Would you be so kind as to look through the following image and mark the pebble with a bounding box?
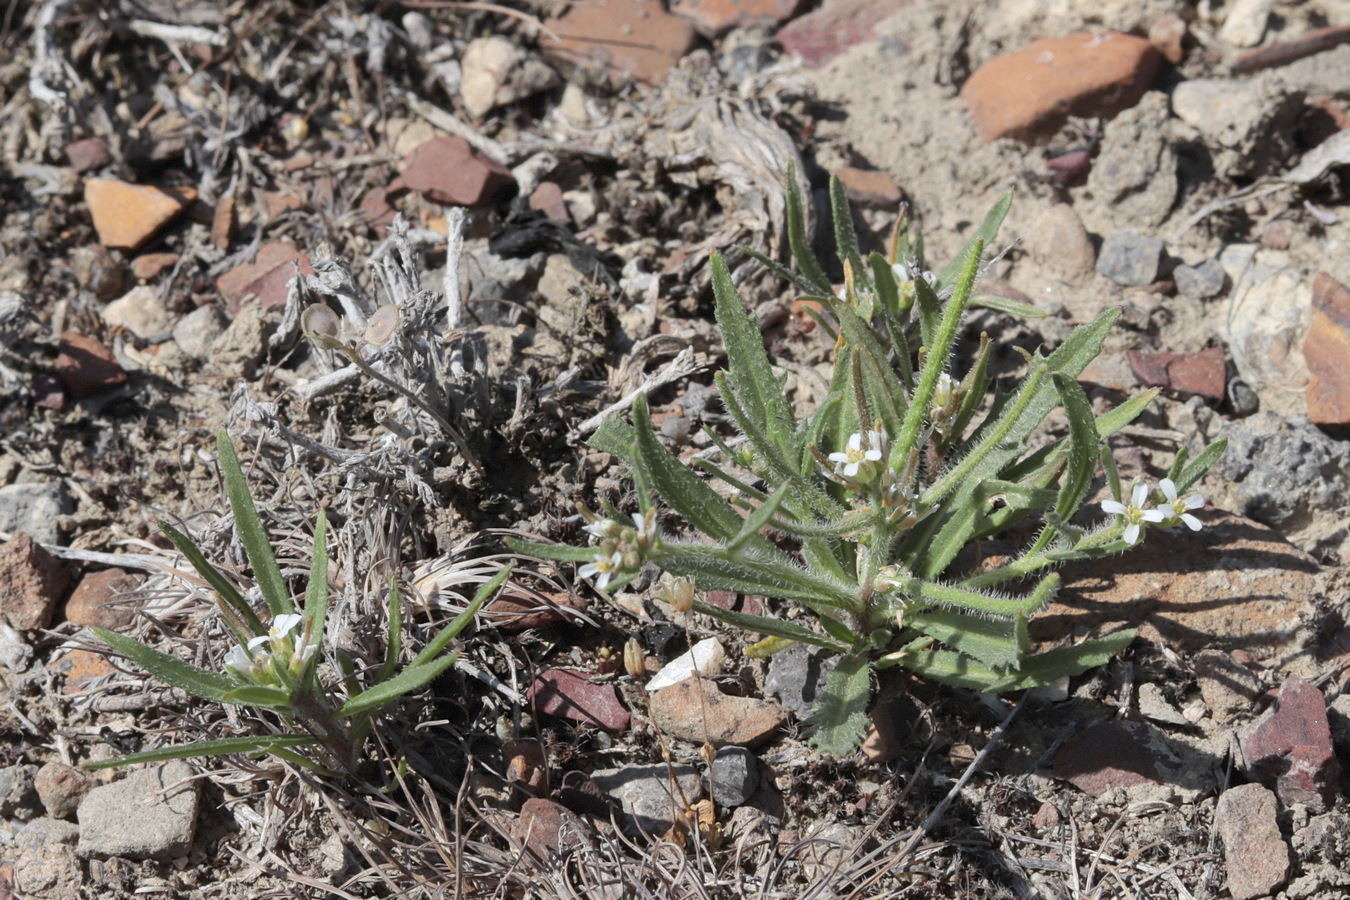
[650,678,787,747]
[527,668,631,732]
[1025,203,1095,285]
[0,621,33,671]
[64,137,111,173]
[1172,74,1302,179]
[1240,675,1339,813]
[481,590,587,632]
[775,0,897,68]
[0,533,69,631]
[646,637,725,691]
[172,306,228,360]
[1195,650,1264,724]
[84,179,192,251]
[70,244,127,301]
[514,798,593,861]
[0,482,73,546]
[51,647,118,694]
[1215,784,1291,900]
[102,285,173,340]
[205,305,268,380]
[399,136,515,207]
[591,764,702,834]
[131,253,177,282]
[711,746,759,808]
[543,0,697,86]
[12,817,82,897]
[527,181,569,223]
[764,640,838,720]
[834,166,902,208]
[215,242,311,312]
[77,760,200,860]
[34,762,95,821]
[1218,0,1271,48]
[672,0,801,37]
[0,764,41,820]
[960,31,1162,142]
[1147,12,1187,64]
[1304,272,1350,426]
[64,568,141,631]
[1053,720,1161,797]
[55,331,127,396]
[1174,259,1225,299]
[1086,91,1177,229]
[1127,347,1227,400]
[459,36,558,119]
[1096,228,1163,287]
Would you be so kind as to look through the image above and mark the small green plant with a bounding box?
[515,171,1225,754]
[89,431,506,775]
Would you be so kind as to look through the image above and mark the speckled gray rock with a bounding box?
[1084,91,1177,229]
[35,761,95,820]
[711,747,759,808]
[0,763,41,821]
[1174,259,1226,299]
[1216,784,1290,900]
[590,764,702,835]
[77,760,200,860]
[172,305,228,359]
[1096,229,1164,287]
[12,817,82,899]
[0,482,73,546]
[765,641,838,720]
[1172,73,1304,178]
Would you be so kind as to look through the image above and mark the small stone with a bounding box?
[64,137,112,173]
[1304,272,1350,426]
[528,182,569,223]
[172,306,228,360]
[1148,12,1186,64]
[1240,675,1339,813]
[1053,720,1161,797]
[481,590,587,632]
[591,764,702,834]
[210,195,236,250]
[711,746,759,808]
[205,305,269,379]
[12,818,81,898]
[775,0,901,68]
[1096,228,1163,287]
[84,179,192,251]
[764,640,837,720]
[359,186,398,230]
[649,678,787,747]
[51,647,118,694]
[672,0,803,39]
[77,760,200,860]
[1172,74,1303,179]
[1032,801,1061,831]
[34,763,95,820]
[0,533,69,631]
[1127,347,1227,400]
[400,136,515,207]
[1194,651,1263,727]
[65,568,141,631]
[961,32,1163,143]
[130,253,178,282]
[1137,683,1189,726]
[1215,784,1290,900]
[32,374,65,411]
[1085,91,1177,229]
[834,166,902,208]
[514,798,593,862]
[70,244,127,301]
[460,36,558,118]
[1025,203,1095,285]
[1174,259,1226,299]
[527,668,631,732]
[215,242,311,312]
[861,698,907,764]
[0,483,73,546]
[542,0,697,86]
[55,331,127,396]
[1218,0,1271,49]
[102,285,172,340]
[0,765,41,820]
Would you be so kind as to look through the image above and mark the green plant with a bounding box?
[515,171,1226,754]
[89,431,507,774]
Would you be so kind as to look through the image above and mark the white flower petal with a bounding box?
[578,562,600,579]
[224,645,252,674]
[247,634,272,651]
[1183,493,1205,510]
[864,450,883,462]
[1130,481,1149,508]
[1142,509,1168,523]
[843,462,860,477]
[1123,522,1141,545]
[846,433,862,452]
[1180,513,1203,531]
[271,613,304,637]
[827,452,849,464]
[1101,499,1128,516]
[1159,478,1178,503]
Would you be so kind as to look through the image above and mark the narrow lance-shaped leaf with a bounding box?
[84,734,318,770]
[95,628,233,703]
[785,161,832,294]
[692,600,851,653]
[808,649,872,755]
[410,566,510,670]
[377,575,403,684]
[337,654,461,718]
[1051,374,1101,521]
[934,193,1010,290]
[1172,438,1227,494]
[830,175,869,293]
[159,521,264,639]
[906,608,1030,670]
[303,511,329,684]
[216,431,293,617]
[884,629,1134,693]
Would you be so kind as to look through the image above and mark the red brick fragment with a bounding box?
[55,332,127,396]
[1127,347,1226,400]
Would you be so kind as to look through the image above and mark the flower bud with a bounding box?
[668,577,695,613]
[623,638,645,679]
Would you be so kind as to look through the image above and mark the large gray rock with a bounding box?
[0,763,41,820]
[0,482,73,545]
[12,817,82,899]
[765,641,838,720]
[77,760,200,860]
[1084,91,1176,229]
[711,747,759,808]
[590,764,702,835]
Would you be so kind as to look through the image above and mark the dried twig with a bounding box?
[576,347,708,434]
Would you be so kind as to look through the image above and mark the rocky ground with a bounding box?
[0,0,1348,897]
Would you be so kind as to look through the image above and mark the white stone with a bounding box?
[103,285,171,340]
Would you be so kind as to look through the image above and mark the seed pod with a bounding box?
[623,638,645,680]
[669,577,695,614]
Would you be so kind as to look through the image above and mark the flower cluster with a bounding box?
[1101,478,1206,545]
[224,613,318,685]
[578,508,657,589]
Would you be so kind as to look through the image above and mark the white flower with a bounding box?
[269,613,304,640]
[224,643,254,680]
[1101,480,1166,545]
[1157,478,1205,531]
[579,550,625,590]
[828,429,885,482]
[224,613,314,683]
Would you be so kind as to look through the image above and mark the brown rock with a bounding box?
[649,677,787,748]
[215,242,312,312]
[1053,720,1160,797]
[261,191,305,219]
[1195,649,1264,724]
[64,568,141,631]
[131,253,178,282]
[1148,12,1187,64]
[1215,784,1291,900]
[359,186,397,229]
[0,533,69,631]
[1304,272,1350,426]
[1026,203,1095,284]
[861,698,907,764]
[400,136,516,207]
[1240,675,1339,812]
[775,0,905,67]
[1127,347,1227,400]
[51,648,117,694]
[210,195,236,251]
[542,0,697,86]
[34,763,95,821]
[55,332,126,396]
[528,668,630,731]
[483,590,587,632]
[514,798,593,862]
[528,182,570,223]
[835,166,903,208]
[672,0,804,38]
[64,137,112,173]
[70,244,127,301]
[1036,511,1314,654]
[1044,147,1093,187]
[961,32,1163,143]
[84,179,192,250]
[1032,801,1061,830]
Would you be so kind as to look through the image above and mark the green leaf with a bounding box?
[217,431,293,617]
[971,292,1046,318]
[1052,374,1100,523]
[692,600,851,652]
[909,573,1059,618]
[729,488,790,551]
[1173,438,1226,494]
[935,193,1010,291]
[337,654,460,718]
[785,162,832,295]
[868,252,900,318]
[219,685,295,708]
[827,294,907,433]
[906,608,1029,670]
[912,272,941,352]
[83,734,318,770]
[303,510,328,682]
[657,542,858,612]
[409,566,508,670]
[377,575,403,684]
[159,522,264,639]
[741,246,823,297]
[830,175,868,292]
[887,629,1135,692]
[505,539,602,563]
[808,649,871,755]
[94,629,232,703]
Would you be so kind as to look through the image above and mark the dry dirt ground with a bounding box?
[1,1,1349,898]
